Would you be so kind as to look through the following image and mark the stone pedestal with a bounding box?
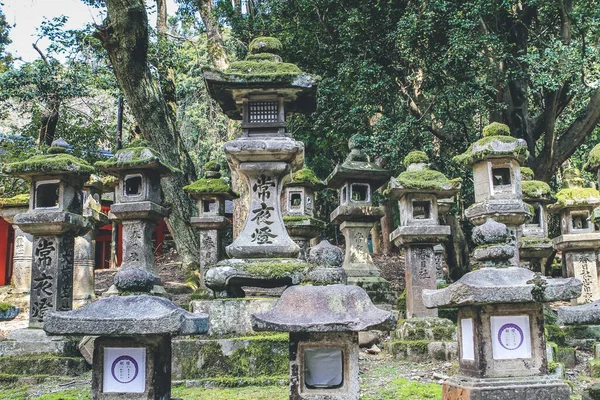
[405,245,438,318]
[554,235,600,304]
[73,230,97,306]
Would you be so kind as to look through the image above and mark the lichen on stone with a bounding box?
[245,53,282,63]
[95,143,179,174]
[403,151,429,168]
[453,135,529,166]
[482,122,511,137]
[522,180,553,200]
[555,187,600,206]
[291,168,322,186]
[585,143,600,172]
[0,194,29,207]
[249,37,283,54]
[521,167,535,181]
[183,178,237,196]
[2,153,95,177]
[396,169,462,191]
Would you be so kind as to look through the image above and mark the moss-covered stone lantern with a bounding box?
[183,161,238,281]
[549,168,600,304]
[282,167,327,260]
[95,139,175,296]
[388,151,461,318]
[0,193,32,294]
[423,123,580,399]
[203,37,318,297]
[518,167,555,273]
[2,138,94,328]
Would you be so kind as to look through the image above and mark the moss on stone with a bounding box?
[520,237,553,246]
[95,144,179,173]
[545,324,566,346]
[183,178,235,195]
[249,37,283,54]
[555,187,600,206]
[0,355,89,376]
[482,122,511,137]
[244,261,309,279]
[0,194,29,207]
[126,138,151,148]
[246,53,282,62]
[521,167,535,181]
[0,302,16,312]
[3,153,94,177]
[522,180,553,199]
[397,290,407,313]
[282,215,310,222]
[47,146,67,155]
[291,168,322,185]
[100,175,118,188]
[590,359,600,378]
[396,169,462,191]
[204,161,220,171]
[547,361,559,374]
[453,135,528,166]
[585,143,600,172]
[403,151,429,168]
[225,61,301,77]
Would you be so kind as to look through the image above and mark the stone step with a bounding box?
[171,333,289,380]
[387,340,457,361]
[174,375,289,389]
[0,329,81,358]
[0,355,89,376]
[392,317,456,342]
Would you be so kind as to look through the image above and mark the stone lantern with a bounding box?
[203,36,318,297]
[2,138,94,328]
[326,135,392,304]
[95,139,173,295]
[282,167,326,260]
[549,168,600,304]
[183,161,238,280]
[518,167,555,273]
[0,193,32,294]
[252,285,396,400]
[423,123,580,399]
[388,151,461,318]
[73,174,110,306]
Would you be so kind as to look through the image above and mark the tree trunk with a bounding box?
[38,100,60,146]
[99,0,200,270]
[197,0,229,71]
[380,201,394,255]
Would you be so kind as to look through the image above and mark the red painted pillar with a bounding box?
[0,218,10,286]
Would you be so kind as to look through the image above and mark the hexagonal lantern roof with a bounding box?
[203,37,319,120]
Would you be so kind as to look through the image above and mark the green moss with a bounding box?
[175,376,288,389]
[0,355,89,376]
[483,122,511,137]
[246,53,281,62]
[389,340,430,356]
[585,143,600,172]
[282,215,310,222]
[590,359,600,378]
[95,145,179,173]
[0,302,16,312]
[249,37,283,54]
[547,361,560,374]
[521,167,535,181]
[453,135,528,166]
[362,376,441,400]
[520,237,553,246]
[183,178,235,195]
[3,154,94,176]
[564,167,581,179]
[396,169,462,191]
[225,61,301,77]
[47,146,67,154]
[545,324,566,346]
[555,187,600,206]
[204,161,220,171]
[100,175,118,187]
[397,290,407,313]
[522,180,553,199]
[291,168,322,185]
[283,216,326,229]
[0,194,29,207]
[403,151,429,168]
[244,261,309,279]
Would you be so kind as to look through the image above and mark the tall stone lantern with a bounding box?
[2,138,93,328]
[183,161,238,280]
[549,168,600,304]
[518,167,555,273]
[282,167,326,260]
[95,139,173,296]
[203,36,318,297]
[423,123,580,399]
[326,135,392,304]
[388,151,461,318]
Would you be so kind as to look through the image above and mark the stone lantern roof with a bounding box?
[520,167,555,203]
[94,139,178,175]
[2,138,94,179]
[203,36,319,120]
[84,173,114,193]
[453,122,529,167]
[387,151,461,198]
[183,161,238,200]
[584,143,600,172]
[284,167,325,190]
[252,285,397,332]
[326,135,390,190]
[549,168,600,212]
[0,193,29,208]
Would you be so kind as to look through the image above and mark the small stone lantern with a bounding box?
[44,293,208,400]
[549,168,600,304]
[423,123,580,399]
[326,135,392,303]
[0,193,33,294]
[95,139,173,295]
[518,167,555,273]
[252,285,396,400]
[183,161,238,279]
[388,151,461,318]
[282,167,326,260]
[2,138,93,328]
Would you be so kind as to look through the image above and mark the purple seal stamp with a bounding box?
[111,355,139,384]
[497,323,524,350]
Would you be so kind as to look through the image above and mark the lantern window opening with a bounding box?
[492,167,512,187]
[341,186,348,205]
[303,347,344,389]
[412,200,432,220]
[572,211,590,231]
[350,183,370,203]
[124,174,143,197]
[531,204,542,226]
[35,180,60,209]
[248,101,279,124]
[203,199,218,214]
[290,192,303,210]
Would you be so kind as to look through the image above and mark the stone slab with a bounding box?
[190,298,276,336]
[553,233,600,252]
[390,225,450,246]
[0,355,89,377]
[329,205,384,225]
[558,300,600,325]
[565,251,600,304]
[442,375,570,400]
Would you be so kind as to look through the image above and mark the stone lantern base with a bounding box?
[442,375,570,400]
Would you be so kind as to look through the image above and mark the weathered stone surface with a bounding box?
[14,211,91,236]
[553,233,600,252]
[252,284,397,332]
[1,329,80,358]
[190,298,276,336]
[44,295,209,336]
[564,250,600,304]
[329,205,384,224]
[113,268,156,293]
[423,267,581,308]
[442,375,570,400]
[306,267,347,285]
[307,240,344,267]
[465,200,531,226]
[392,317,456,341]
[558,300,600,325]
[390,225,450,246]
[472,244,515,261]
[583,383,600,400]
[472,219,508,245]
[0,305,19,321]
[404,246,438,318]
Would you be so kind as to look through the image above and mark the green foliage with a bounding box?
[0,9,13,72]
[482,122,511,137]
[453,135,529,166]
[36,388,91,400]
[403,151,429,167]
[249,37,283,54]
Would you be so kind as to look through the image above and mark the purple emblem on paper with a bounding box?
[497,323,524,350]
[111,355,139,384]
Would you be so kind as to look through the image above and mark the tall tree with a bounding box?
[0,7,12,72]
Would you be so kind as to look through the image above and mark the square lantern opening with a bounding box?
[532,205,542,226]
[303,347,344,389]
[124,175,143,197]
[412,201,432,220]
[35,181,60,209]
[350,184,370,203]
[249,101,279,124]
[203,199,218,214]
[572,212,590,230]
[492,168,512,187]
[341,186,348,205]
[290,192,303,210]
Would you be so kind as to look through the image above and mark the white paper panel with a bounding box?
[103,347,146,393]
[460,318,475,361]
[490,315,532,360]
